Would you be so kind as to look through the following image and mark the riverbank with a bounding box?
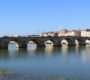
[0,70,77,80]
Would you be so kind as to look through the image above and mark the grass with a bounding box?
[0,70,78,80]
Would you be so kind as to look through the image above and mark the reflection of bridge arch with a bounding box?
[61,45,68,56]
[61,38,74,46]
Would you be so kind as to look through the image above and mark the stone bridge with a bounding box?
[0,36,90,49]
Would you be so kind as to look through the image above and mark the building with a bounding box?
[58,29,68,36]
[58,30,81,37]
[64,31,80,36]
[39,32,58,37]
[81,29,90,37]
[40,27,82,37]
[39,33,48,37]
[64,31,76,36]
[47,32,58,37]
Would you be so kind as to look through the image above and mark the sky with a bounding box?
[0,0,90,35]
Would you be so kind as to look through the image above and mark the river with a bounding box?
[0,44,90,80]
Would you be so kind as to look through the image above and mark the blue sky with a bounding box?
[0,0,90,35]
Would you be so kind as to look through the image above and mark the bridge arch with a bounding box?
[27,40,37,51]
[85,40,90,45]
[61,39,68,46]
[28,41,37,45]
[61,38,75,46]
[28,40,37,47]
[44,40,54,47]
[8,39,27,49]
[28,39,45,47]
[8,41,20,48]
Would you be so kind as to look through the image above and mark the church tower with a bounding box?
[59,26,63,32]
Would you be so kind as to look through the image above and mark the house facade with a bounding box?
[58,30,81,37]
[81,29,90,37]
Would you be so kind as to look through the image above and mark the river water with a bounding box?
[0,44,90,80]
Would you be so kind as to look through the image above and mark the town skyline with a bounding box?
[1,28,90,37]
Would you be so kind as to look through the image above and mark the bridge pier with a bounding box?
[76,39,86,45]
[17,42,27,48]
[19,44,27,48]
[37,44,45,47]
[0,42,8,49]
[0,46,8,49]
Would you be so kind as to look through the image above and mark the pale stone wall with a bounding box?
[64,31,75,36]
[81,31,87,37]
[58,31,80,37]
[87,31,90,37]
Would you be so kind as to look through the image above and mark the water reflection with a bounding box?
[61,45,68,57]
[1,44,90,60]
[27,44,37,56]
[86,45,90,54]
[45,45,53,56]
[75,45,79,55]
[81,45,90,62]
